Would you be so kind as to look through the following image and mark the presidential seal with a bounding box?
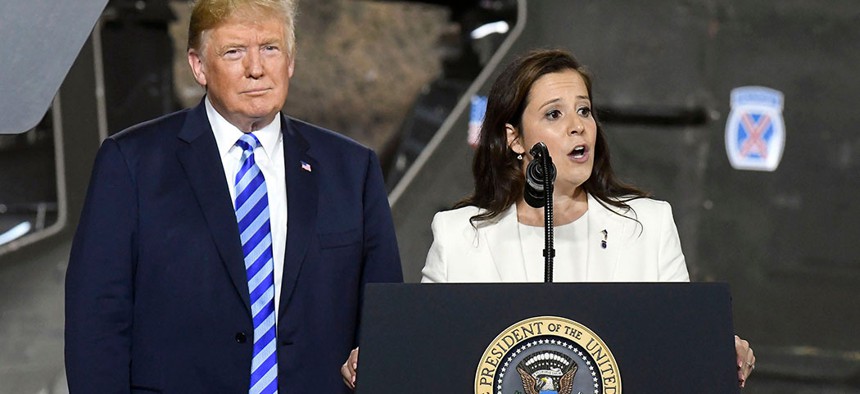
[475,316,620,394]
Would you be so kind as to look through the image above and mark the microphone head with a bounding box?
[523,142,556,208]
[528,142,548,159]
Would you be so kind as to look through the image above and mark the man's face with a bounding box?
[188,13,294,132]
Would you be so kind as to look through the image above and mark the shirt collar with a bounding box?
[206,96,282,158]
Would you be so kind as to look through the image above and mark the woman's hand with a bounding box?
[735,335,755,388]
[341,347,360,390]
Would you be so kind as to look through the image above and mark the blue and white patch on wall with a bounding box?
[725,86,786,172]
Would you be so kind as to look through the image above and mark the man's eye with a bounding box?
[223,49,242,59]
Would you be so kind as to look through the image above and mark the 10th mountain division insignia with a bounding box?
[725,86,786,172]
[475,316,621,394]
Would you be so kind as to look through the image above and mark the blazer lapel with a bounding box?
[278,116,318,320]
[483,206,528,282]
[176,101,251,312]
[585,194,629,281]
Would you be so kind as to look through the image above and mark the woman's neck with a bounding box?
[516,188,588,226]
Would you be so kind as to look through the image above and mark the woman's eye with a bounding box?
[578,106,592,117]
[546,109,562,120]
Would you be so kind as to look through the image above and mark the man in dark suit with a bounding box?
[64,0,402,392]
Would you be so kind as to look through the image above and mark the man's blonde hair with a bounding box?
[188,0,297,55]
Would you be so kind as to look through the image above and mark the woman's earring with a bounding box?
[517,154,523,160]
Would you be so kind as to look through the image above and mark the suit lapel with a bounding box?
[585,194,628,281]
[278,116,318,320]
[483,206,528,282]
[176,101,251,312]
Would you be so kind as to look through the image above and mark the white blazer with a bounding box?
[421,194,690,283]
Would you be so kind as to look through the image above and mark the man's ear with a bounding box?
[287,54,295,79]
[506,123,525,155]
[187,48,207,87]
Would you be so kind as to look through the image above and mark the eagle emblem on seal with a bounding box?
[515,350,578,394]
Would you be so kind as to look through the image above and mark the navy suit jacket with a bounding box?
[65,101,403,393]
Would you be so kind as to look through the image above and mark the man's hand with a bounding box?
[341,347,359,390]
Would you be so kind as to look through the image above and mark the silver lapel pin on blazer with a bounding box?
[601,229,608,249]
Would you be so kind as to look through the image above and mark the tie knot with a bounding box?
[235,133,261,154]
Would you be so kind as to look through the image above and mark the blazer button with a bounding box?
[235,332,247,343]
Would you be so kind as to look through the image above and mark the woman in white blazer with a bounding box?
[421,49,688,285]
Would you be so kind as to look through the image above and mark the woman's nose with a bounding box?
[570,118,584,134]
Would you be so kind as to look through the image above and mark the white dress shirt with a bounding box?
[206,97,288,314]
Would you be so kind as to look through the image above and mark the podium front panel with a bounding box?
[357,283,738,394]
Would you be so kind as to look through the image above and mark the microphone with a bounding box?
[523,142,556,208]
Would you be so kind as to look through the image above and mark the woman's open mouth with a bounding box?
[569,145,588,161]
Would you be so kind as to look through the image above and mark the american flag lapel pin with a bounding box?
[301,161,312,172]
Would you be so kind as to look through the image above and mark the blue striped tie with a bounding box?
[234,134,278,394]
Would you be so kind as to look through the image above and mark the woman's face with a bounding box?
[507,69,597,197]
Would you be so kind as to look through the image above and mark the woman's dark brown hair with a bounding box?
[456,49,648,224]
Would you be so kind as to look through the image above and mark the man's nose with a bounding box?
[245,50,264,79]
